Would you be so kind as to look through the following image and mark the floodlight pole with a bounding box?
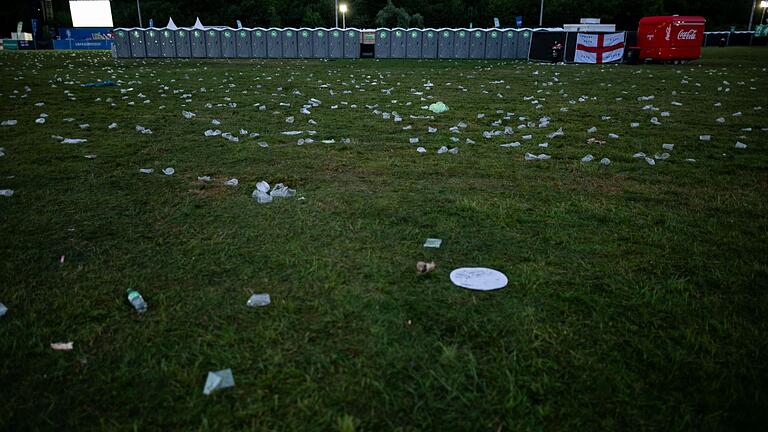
[342,11,346,29]
[136,0,143,28]
[749,0,756,31]
[335,0,339,28]
[539,0,544,26]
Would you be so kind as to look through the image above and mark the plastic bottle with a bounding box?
[127,288,147,313]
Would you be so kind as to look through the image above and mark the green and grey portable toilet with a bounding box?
[406,29,422,58]
[144,29,161,57]
[485,29,501,59]
[282,29,298,58]
[190,29,206,57]
[438,29,453,59]
[422,29,438,59]
[390,29,406,58]
[312,29,328,58]
[374,29,390,58]
[251,29,266,58]
[175,29,191,58]
[453,29,469,58]
[129,29,146,57]
[221,29,236,58]
[114,29,132,58]
[298,29,313,58]
[267,29,281,58]
[500,29,517,59]
[205,29,222,58]
[328,29,343,58]
[160,29,176,57]
[517,30,531,59]
[469,30,485,59]
[235,29,251,58]
[343,29,360,58]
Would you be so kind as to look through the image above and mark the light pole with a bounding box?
[749,0,757,31]
[335,0,338,28]
[539,0,544,26]
[340,3,347,30]
[136,0,143,27]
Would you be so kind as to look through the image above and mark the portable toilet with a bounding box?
[205,29,222,58]
[221,28,236,58]
[190,29,206,57]
[282,29,298,58]
[438,29,454,59]
[175,29,191,57]
[251,29,267,58]
[312,29,329,58]
[422,29,438,59]
[114,29,132,58]
[485,29,502,58]
[517,30,532,59]
[406,29,422,58]
[159,29,176,57]
[129,29,146,57]
[390,29,406,58]
[298,29,313,58]
[328,29,343,58]
[500,29,517,59]
[267,28,282,58]
[453,29,469,58]
[143,29,161,57]
[236,29,251,58]
[374,29,390,58]
[635,16,705,62]
[343,29,360,58]
[469,29,485,58]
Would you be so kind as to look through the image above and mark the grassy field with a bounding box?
[1,47,767,431]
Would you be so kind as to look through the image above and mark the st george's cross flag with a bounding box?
[574,32,625,64]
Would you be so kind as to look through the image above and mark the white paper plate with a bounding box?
[450,267,508,291]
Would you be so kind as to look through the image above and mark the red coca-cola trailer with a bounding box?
[635,16,706,63]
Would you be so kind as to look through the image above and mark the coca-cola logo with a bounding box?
[678,30,697,40]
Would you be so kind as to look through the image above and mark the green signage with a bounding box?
[756,25,768,37]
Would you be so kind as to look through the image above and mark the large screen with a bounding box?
[69,1,114,27]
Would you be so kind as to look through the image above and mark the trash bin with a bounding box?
[221,29,236,58]
[251,28,267,58]
[374,29,390,58]
[328,29,343,58]
[282,29,298,58]
[159,29,176,57]
[174,29,191,57]
[438,29,453,59]
[453,29,469,59]
[422,29,438,59]
[205,29,222,58]
[114,29,132,58]
[343,29,360,58]
[469,29,485,59]
[267,28,281,58]
[406,29,422,58]
[298,29,313,58]
[485,29,501,59]
[130,29,146,58]
[312,29,328,58]
[501,29,516,59]
[236,29,251,58]
[190,29,206,57]
[390,28,406,58]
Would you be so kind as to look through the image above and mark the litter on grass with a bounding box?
[416,261,436,274]
[0,189,14,197]
[428,102,449,113]
[247,293,271,307]
[162,167,175,176]
[51,342,74,351]
[0,302,7,317]
[423,238,442,248]
[449,267,508,291]
[203,369,235,395]
[80,80,115,87]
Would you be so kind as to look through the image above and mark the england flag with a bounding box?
[574,32,625,64]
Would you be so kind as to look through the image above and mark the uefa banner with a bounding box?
[574,32,625,63]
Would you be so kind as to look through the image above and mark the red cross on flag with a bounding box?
[574,32,626,64]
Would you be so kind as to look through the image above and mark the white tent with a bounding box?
[193,17,204,30]
[166,17,178,30]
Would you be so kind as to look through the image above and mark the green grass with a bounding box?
[1,47,767,431]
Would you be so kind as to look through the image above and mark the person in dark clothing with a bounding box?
[551,40,563,62]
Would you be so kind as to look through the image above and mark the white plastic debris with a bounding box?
[0,189,14,197]
[203,369,235,395]
[581,154,594,163]
[449,267,508,291]
[269,183,296,197]
[700,135,711,141]
[252,189,272,203]
[51,342,74,351]
[633,152,646,158]
[223,178,239,186]
[139,168,154,174]
[449,147,459,154]
[645,157,656,166]
[162,167,175,176]
[599,158,611,166]
[662,143,674,150]
[409,137,419,144]
[437,146,448,154]
[247,293,271,307]
[655,152,671,160]
[547,128,564,139]
[524,153,550,161]
[424,238,442,248]
[182,110,196,119]
[211,119,221,125]
[0,302,7,317]
[204,129,221,137]
[198,176,212,182]
[1,120,18,126]
[608,133,619,139]
[62,138,87,144]
[108,122,118,129]
[735,142,747,149]
[35,117,46,124]
[587,127,597,134]
[416,147,426,154]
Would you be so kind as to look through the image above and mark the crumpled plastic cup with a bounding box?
[428,102,449,113]
[247,293,271,307]
[270,183,296,197]
[252,189,273,204]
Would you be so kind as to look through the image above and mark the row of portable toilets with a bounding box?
[113,27,534,60]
